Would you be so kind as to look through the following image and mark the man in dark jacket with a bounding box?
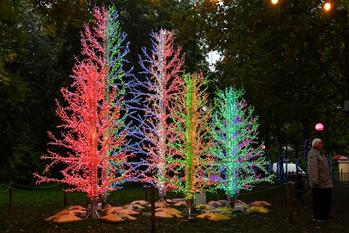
[307,138,333,222]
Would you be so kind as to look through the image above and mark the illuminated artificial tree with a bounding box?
[106,6,132,96]
[103,5,137,194]
[170,73,212,217]
[34,7,135,218]
[132,29,184,201]
[211,87,274,207]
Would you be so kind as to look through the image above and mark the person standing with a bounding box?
[307,138,333,222]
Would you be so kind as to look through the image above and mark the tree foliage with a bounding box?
[2,0,349,183]
[198,0,349,156]
[0,0,206,183]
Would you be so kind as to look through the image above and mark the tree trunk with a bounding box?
[294,143,298,159]
[158,189,165,203]
[301,118,310,140]
[186,199,194,221]
[227,195,236,208]
[86,197,100,219]
[264,120,270,149]
[275,114,283,146]
[100,192,109,208]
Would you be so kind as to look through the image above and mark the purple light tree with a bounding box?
[131,29,184,201]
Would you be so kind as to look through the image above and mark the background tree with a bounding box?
[198,0,349,159]
[0,0,65,183]
[96,0,208,73]
[0,0,91,183]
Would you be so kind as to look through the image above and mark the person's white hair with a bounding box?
[312,138,322,148]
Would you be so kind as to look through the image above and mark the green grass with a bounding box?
[1,183,349,233]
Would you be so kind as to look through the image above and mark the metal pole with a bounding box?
[287,182,294,224]
[8,181,13,216]
[150,187,156,233]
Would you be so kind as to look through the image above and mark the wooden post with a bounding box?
[150,187,156,233]
[8,181,13,216]
[145,187,148,201]
[287,182,294,224]
[63,191,67,207]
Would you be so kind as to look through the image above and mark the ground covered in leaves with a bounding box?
[0,182,348,233]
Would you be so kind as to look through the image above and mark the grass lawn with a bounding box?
[1,182,348,233]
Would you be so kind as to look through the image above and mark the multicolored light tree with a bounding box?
[106,6,132,97]
[211,87,274,207]
[33,7,135,218]
[104,6,137,187]
[132,29,184,200]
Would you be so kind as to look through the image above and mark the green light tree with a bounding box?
[211,87,274,207]
[169,73,212,218]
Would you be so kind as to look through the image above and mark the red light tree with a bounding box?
[33,7,134,218]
